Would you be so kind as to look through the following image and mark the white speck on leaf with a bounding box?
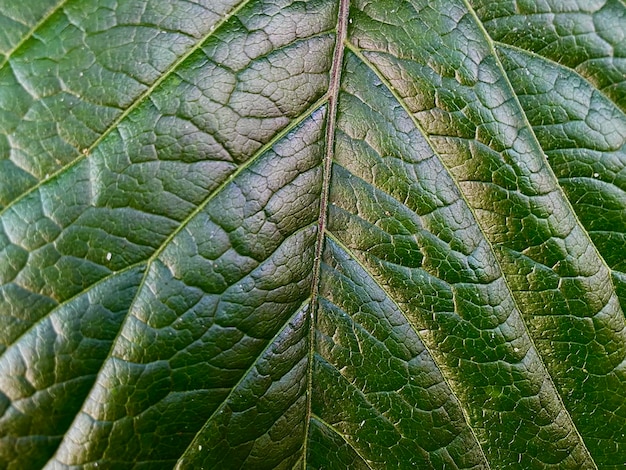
[106,252,112,261]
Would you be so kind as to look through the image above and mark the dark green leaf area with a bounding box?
[178,306,310,470]
[0,0,59,60]
[0,0,276,206]
[325,50,591,468]
[0,0,254,209]
[346,1,626,464]
[0,267,144,469]
[499,43,626,292]
[306,418,371,470]
[472,0,626,112]
[493,42,626,464]
[47,107,325,467]
[315,241,487,470]
[0,0,333,425]
[1,0,626,468]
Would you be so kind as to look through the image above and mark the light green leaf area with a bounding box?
[0,0,625,468]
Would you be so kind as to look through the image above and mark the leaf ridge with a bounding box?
[303,0,350,466]
[130,98,327,268]
[493,39,626,312]
[0,0,68,70]
[323,231,491,470]
[0,0,253,219]
[13,262,148,466]
[358,1,625,459]
[314,351,447,467]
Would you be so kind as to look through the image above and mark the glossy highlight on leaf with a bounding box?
[0,0,625,468]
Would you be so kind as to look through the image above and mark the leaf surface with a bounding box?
[0,0,625,468]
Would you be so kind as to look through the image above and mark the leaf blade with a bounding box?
[0,0,625,468]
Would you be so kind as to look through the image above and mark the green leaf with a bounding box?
[1,0,625,468]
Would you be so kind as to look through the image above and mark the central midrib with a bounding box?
[302,0,351,465]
